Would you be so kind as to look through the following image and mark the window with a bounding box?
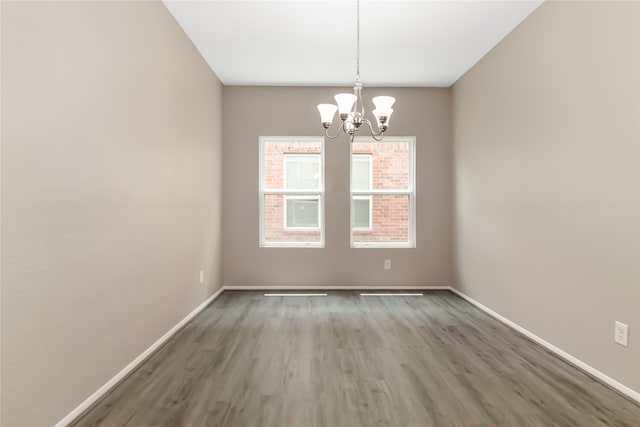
[350,137,416,248]
[260,137,324,247]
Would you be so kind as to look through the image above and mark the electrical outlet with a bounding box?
[614,321,628,347]
[384,259,391,270]
[199,270,204,284]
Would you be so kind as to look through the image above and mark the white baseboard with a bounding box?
[54,286,225,427]
[223,285,451,291]
[449,288,640,404]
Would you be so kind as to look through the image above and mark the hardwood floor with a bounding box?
[73,290,640,426]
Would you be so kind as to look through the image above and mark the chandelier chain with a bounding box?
[356,0,360,83]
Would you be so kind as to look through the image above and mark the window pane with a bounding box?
[352,140,409,190]
[352,155,371,190]
[352,195,410,244]
[263,140,322,190]
[286,197,319,228]
[263,194,322,244]
[353,197,370,229]
[285,155,320,190]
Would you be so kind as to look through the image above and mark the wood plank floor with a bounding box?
[73,290,640,426]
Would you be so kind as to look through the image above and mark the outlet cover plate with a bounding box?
[615,321,628,347]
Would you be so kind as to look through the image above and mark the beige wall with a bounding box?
[1,1,224,425]
[223,87,452,287]
[453,0,639,392]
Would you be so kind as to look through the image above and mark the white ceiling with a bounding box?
[164,0,543,87]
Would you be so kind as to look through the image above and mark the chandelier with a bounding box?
[316,0,395,142]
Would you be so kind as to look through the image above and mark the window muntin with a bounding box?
[350,137,416,248]
[259,137,324,247]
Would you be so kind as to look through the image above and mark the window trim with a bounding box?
[259,136,325,248]
[350,136,416,248]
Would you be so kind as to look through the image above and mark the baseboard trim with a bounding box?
[223,285,451,291]
[54,286,225,427]
[449,288,640,404]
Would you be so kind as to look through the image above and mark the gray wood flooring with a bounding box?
[72,290,640,426]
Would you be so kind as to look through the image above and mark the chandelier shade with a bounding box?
[317,104,338,125]
[316,0,396,142]
[334,93,358,116]
[373,108,393,127]
[372,96,395,118]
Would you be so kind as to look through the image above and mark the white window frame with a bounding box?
[259,136,325,248]
[350,136,416,248]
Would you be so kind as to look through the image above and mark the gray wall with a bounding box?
[453,0,639,392]
[223,87,452,287]
[1,1,224,425]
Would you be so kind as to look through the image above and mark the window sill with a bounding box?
[351,242,416,249]
[260,243,324,248]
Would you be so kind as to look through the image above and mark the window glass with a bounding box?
[353,196,371,229]
[285,155,321,190]
[352,155,372,191]
[286,197,320,229]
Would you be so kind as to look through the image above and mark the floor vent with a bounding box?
[264,293,328,297]
[360,293,424,296]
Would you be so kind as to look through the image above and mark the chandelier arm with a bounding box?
[363,119,384,137]
[371,132,385,142]
[325,121,346,139]
[360,119,385,141]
